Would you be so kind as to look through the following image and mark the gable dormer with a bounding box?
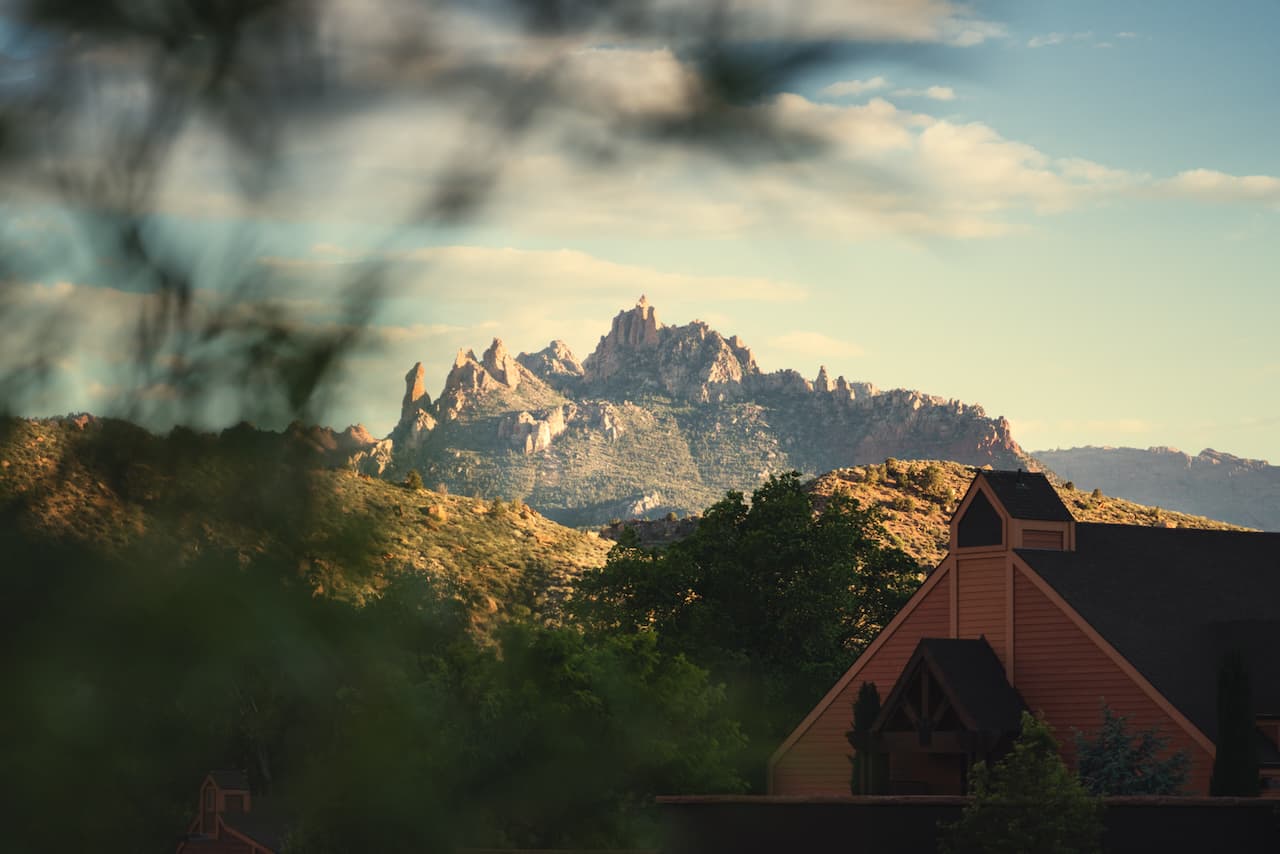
[950,470,1075,554]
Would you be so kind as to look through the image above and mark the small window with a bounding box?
[957,491,1002,548]
[204,788,214,808]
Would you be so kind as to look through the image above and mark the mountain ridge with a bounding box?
[600,458,1251,566]
[361,297,1036,525]
[1034,445,1280,531]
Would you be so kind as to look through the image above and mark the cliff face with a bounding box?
[371,297,1035,525]
[1034,446,1280,531]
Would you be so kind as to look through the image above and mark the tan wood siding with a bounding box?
[771,574,952,795]
[1022,529,1064,550]
[956,556,1007,667]
[1012,569,1213,794]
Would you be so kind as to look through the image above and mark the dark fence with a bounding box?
[657,795,1280,854]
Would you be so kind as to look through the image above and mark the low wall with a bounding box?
[656,795,1280,854]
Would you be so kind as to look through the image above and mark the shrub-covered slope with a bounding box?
[0,416,610,630]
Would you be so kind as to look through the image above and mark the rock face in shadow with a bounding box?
[1034,446,1280,531]
[364,297,1036,526]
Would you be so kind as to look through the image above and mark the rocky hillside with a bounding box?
[366,297,1035,526]
[1035,446,1280,532]
[0,416,610,632]
[603,459,1249,567]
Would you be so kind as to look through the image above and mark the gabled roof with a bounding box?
[875,638,1026,736]
[978,470,1073,522]
[1018,523,1280,743]
[222,809,288,853]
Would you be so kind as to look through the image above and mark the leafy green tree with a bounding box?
[942,712,1102,854]
[572,473,920,784]
[917,462,951,504]
[403,468,424,491]
[847,681,888,794]
[1210,650,1260,796]
[1073,701,1189,795]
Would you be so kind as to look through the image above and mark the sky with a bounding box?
[6,0,1280,463]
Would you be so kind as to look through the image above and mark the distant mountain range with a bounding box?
[1034,446,1280,532]
[353,297,1035,525]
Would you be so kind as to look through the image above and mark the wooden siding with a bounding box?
[956,556,1006,667]
[1011,567,1213,794]
[1022,529,1064,550]
[771,573,953,794]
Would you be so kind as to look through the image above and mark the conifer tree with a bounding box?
[1210,650,1260,796]
[1074,701,1189,795]
[847,682,888,794]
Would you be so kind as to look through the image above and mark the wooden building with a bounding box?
[175,770,285,854]
[770,470,1280,797]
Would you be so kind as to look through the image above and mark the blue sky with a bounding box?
[7,0,1280,463]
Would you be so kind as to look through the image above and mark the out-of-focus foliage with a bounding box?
[0,1,965,849]
[2,522,743,852]
[571,471,921,785]
[0,0,849,429]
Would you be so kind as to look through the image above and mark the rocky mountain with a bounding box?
[370,297,1035,526]
[1034,446,1280,531]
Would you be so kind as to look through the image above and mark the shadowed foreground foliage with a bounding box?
[941,713,1103,854]
[0,3,982,848]
[2,519,743,852]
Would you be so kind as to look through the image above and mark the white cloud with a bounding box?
[892,85,956,101]
[768,330,864,359]
[1027,33,1066,48]
[1157,169,1280,205]
[1027,31,1095,48]
[820,76,889,98]
[40,8,1280,251]
[703,0,1007,45]
[555,47,697,118]
[388,245,808,304]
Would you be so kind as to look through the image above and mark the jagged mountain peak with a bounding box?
[402,362,431,423]
[578,297,767,400]
[517,339,584,382]
[370,298,1031,524]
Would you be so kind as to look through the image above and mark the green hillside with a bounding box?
[0,416,610,631]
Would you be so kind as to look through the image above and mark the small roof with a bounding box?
[1019,523,1280,743]
[876,637,1026,736]
[223,810,289,852]
[977,470,1074,522]
[207,769,250,791]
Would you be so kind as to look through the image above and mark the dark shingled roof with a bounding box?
[1018,523,1280,745]
[921,638,1027,733]
[979,470,1073,523]
[207,769,249,791]
[223,809,289,852]
[890,638,1027,735]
